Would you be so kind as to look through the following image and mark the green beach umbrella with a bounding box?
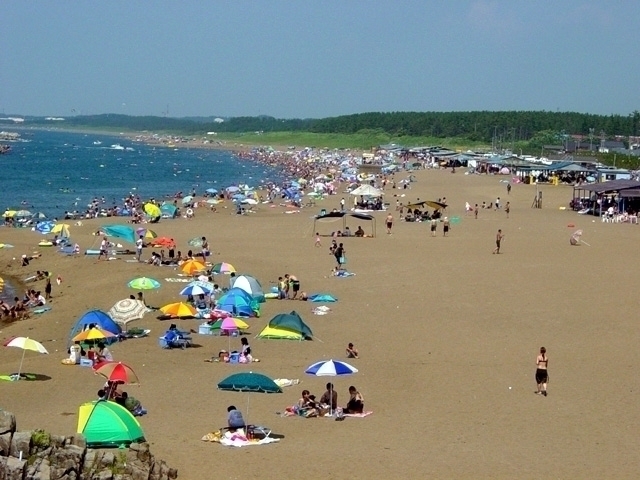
[127,277,161,290]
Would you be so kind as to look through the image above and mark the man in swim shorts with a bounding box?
[99,237,109,261]
[492,229,504,254]
[386,213,393,234]
[535,347,548,396]
[285,273,300,300]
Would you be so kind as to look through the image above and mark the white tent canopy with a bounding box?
[350,184,383,197]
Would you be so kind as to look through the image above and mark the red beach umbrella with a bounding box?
[93,361,140,385]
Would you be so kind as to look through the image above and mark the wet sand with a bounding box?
[1,168,639,479]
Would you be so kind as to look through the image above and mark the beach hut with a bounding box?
[231,275,265,303]
[77,400,145,447]
[257,311,313,340]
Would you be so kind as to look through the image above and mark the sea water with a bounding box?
[0,128,282,219]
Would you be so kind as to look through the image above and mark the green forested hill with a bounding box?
[15,110,640,143]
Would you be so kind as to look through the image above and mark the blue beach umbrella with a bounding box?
[179,284,210,297]
[206,188,218,194]
[305,360,358,415]
[226,186,240,193]
[35,221,55,234]
[181,195,194,205]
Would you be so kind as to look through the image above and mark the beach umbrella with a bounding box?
[35,221,55,234]
[181,195,194,205]
[51,223,71,237]
[136,227,157,239]
[219,317,250,350]
[226,186,240,193]
[206,188,218,194]
[425,200,447,210]
[72,327,117,343]
[127,277,161,290]
[14,210,32,218]
[305,359,358,415]
[218,372,281,393]
[2,210,17,218]
[4,337,48,379]
[93,361,140,385]
[181,259,207,275]
[179,284,211,297]
[210,262,235,275]
[143,203,161,218]
[108,299,149,326]
[188,237,204,247]
[149,236,175,248]
[160,302,196,317]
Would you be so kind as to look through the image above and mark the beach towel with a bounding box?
[0,373,39,382]
[201,429,278,447]
[33,306,51,314]
[274,378,300,388]
[164,278,191,283]
[312,306,331,315]
[334,271,355,277]
[343,411,373,418]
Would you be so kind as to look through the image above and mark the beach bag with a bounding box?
[339,256,346,265]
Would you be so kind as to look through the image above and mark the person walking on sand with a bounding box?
[201,237,209,261]
[474,204,479,220]
[136,235,144,262]
[535,347,548,396]
[340,197,345,212]
[507,183,512,195]
[443,217,450,236]
[315,232,322,248]
[386,213,394,234]
[99,237,109,261]
[493,229,504,254]
[430,218,437,237]
[505,202,510,218]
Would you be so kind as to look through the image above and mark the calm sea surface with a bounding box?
[0,128,282,218]
[0,127,283,302]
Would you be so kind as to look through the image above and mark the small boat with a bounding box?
[93,141,102,145]
[111,144,125,150]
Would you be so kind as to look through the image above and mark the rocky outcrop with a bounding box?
[0,410,177,480]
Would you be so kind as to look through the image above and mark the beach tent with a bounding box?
[313,212,376,237]
[102,225,136,244]
[257,311,313,340]
[308,294,337,302]
[160,203,178,218]
[216,288,260,317]
[231,275,265,303]
[77,400,145,448]
[69,310,121,345]
[35,221,55,234]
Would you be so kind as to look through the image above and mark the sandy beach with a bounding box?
[1,166,639,479]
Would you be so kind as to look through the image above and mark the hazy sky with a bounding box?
[2,1,638,118]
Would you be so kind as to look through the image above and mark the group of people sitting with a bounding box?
[98,381,147,416]
[63,339,113,365]
[286,383,364,418]
[0,297,28,321]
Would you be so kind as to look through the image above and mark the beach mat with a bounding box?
[343,411,373,418]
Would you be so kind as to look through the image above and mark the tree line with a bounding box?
[22,110,640,143]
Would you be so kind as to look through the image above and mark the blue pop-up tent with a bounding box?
[68,310,121,346]
[102,225,136,244]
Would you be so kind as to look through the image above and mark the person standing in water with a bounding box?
[535,347,548,396]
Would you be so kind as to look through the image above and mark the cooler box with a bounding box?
[79,358,93,367]
[199,323,213,335]
[228,352,240,364]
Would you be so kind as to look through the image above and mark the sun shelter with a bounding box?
[69,310,121,346]
[313,212,376,237]
[350,184,384,197]
[216,288,260,317]
[308,294,337,302]
[77,400,145,447]
[258,311,313,340]
[101,225,136,244]
[160,203,178,218]
[231,275,265,303]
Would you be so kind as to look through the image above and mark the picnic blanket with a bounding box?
[201,429,279,447]
[312,306,331,315]
[334,271,355,277]
[0,373,39,382]
[33,306,52,314]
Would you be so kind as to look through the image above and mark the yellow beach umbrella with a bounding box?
[160,302,196,317]
[144,203,161,218]
[3,210,16,218]
[51,223,71,237]
[72,327,117,343]
[181,259,207,275]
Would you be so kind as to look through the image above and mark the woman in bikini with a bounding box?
[535,347,548,396]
